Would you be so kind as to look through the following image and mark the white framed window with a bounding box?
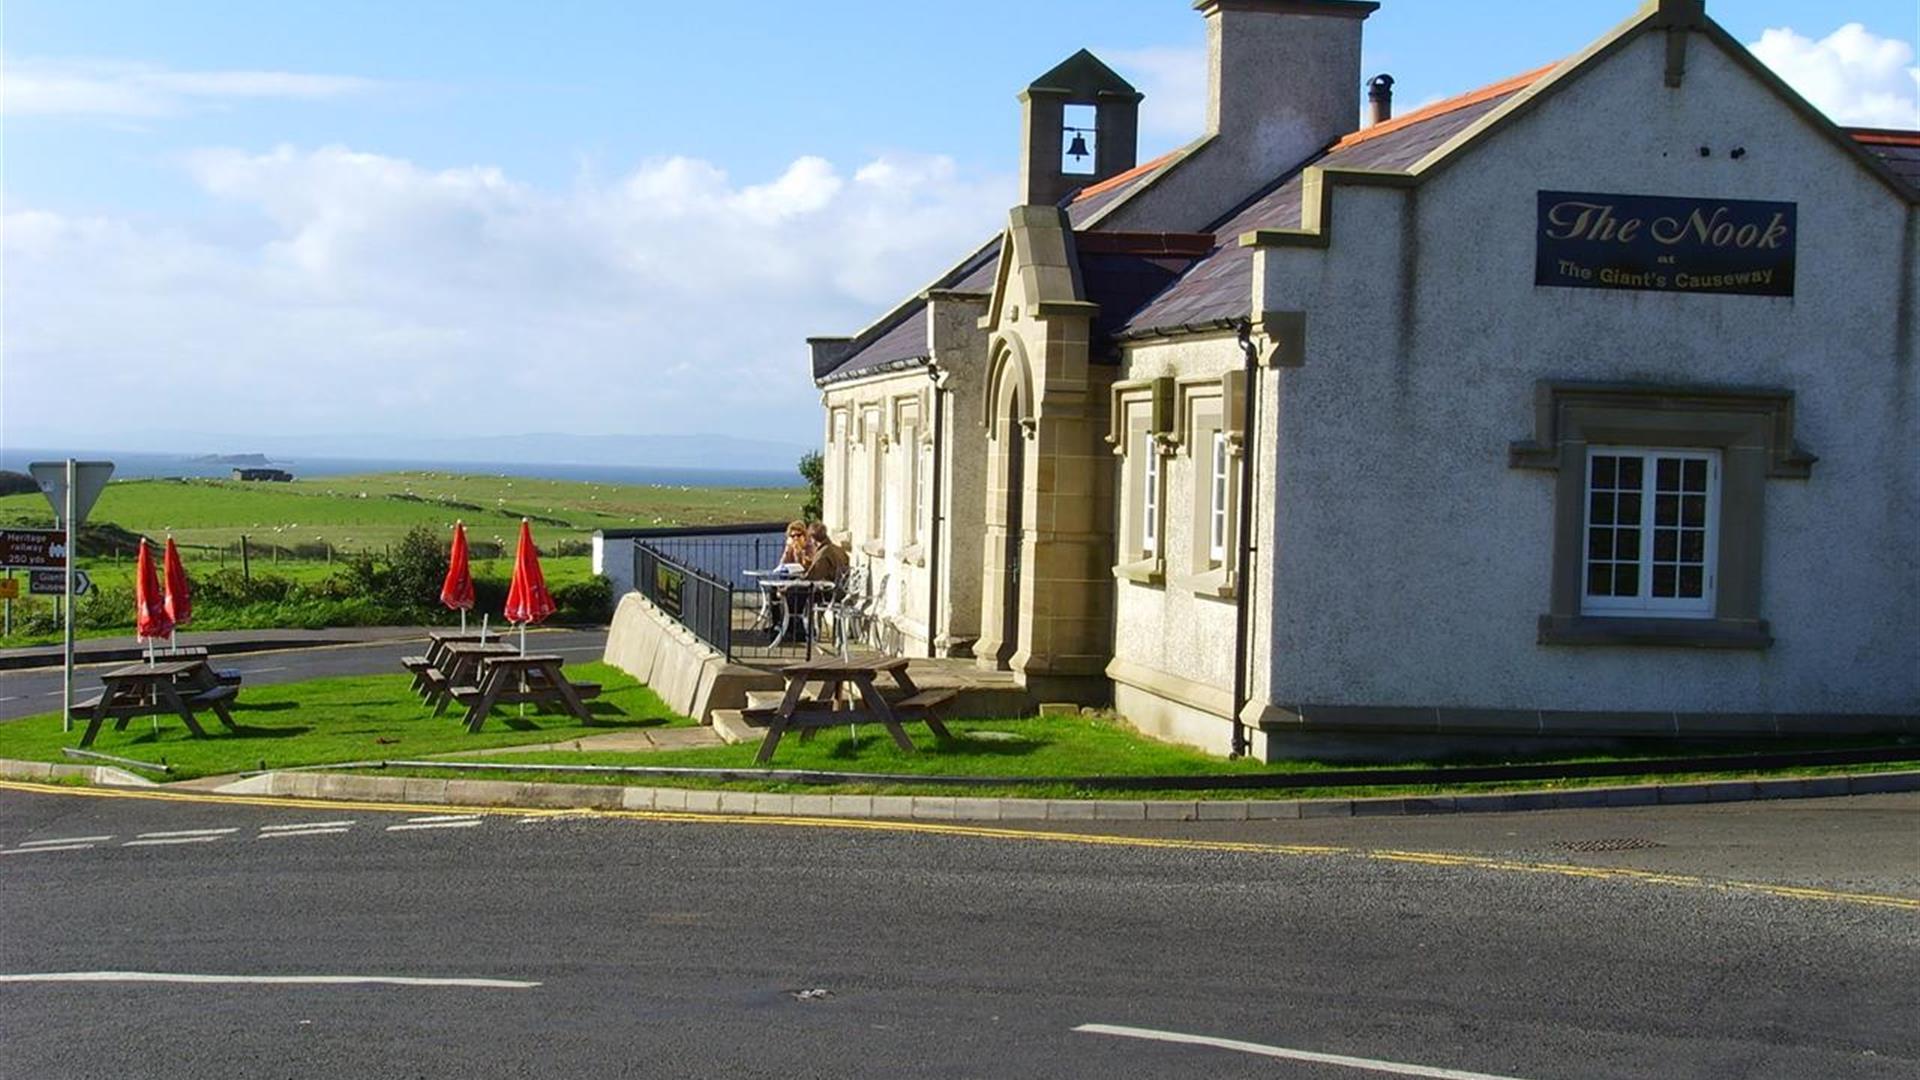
[1141,430,1160,556]
[910,433,928,546]
[832,412,850,529]
[1581,447,1719,618]
[1208,431,1229,563]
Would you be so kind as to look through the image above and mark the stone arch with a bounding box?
[977,335,1036,670]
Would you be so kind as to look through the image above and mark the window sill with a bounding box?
[899,543,926,567]
[860,540,887,558]
[1112,557,1164,586]
[1537,614,1772,649]
[1174,566,1236,600]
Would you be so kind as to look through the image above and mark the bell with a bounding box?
[1066,132,1090,161]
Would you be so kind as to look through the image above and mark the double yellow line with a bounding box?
[4,779,1915,912]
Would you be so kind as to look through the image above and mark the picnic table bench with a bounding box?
[70,659,241,748]
[741,656,958,764]
[448,654,601,733]
[423,642,521,715]
[405,632,502,699]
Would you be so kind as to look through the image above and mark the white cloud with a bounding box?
[3,58,383,117]
[1748,23,1918,129]
[1101,45,1208,151]
[1099,21,1920,146]
[2,146,1012,447]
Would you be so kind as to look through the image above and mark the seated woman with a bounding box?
[777,520,813,571]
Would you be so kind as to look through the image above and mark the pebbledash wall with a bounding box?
[1238,29,1917,746]
[1103,8,1918,758]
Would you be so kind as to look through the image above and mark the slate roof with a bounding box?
[815,149,1178,385]
[1849,128,1920,192]
[1119,67,1549,340]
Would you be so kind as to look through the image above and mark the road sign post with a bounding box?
[29,460,114,733]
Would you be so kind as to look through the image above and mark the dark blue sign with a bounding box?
[1536,191,1795,297]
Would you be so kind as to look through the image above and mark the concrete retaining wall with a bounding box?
[602,592,782,723]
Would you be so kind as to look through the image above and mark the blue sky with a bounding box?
[5,1,1916,456]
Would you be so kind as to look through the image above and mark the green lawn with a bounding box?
[0,663,689,780]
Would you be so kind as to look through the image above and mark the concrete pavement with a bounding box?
[0,785,1914,1078]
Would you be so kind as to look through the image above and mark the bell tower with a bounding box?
[1019,49,1142,208]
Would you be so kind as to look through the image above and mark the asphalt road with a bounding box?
[2,786,1914,1078]
[0,629,609,721]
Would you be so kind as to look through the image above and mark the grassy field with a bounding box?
[0,664,687,780]
[0,470,804,643]
[0,470,806,554]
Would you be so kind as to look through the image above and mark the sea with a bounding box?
[0,448,798,489]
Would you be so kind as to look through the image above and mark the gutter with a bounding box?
[926,363,948,657]
[1229,321,1260,758]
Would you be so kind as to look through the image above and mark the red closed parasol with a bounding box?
[162,536,192,651]
[440,521,476,631]
[134,537,174,655]
[503,519,554,654]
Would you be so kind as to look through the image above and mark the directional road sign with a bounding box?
[0,578,17,600]
[29,460,114,528]
[30,569,91,596]
[0,529,67,569]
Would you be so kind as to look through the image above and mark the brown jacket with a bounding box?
[804,540,849,582]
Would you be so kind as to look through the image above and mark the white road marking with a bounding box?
[1,844,95,855]
[18,835,113,846]
[258,821,354,832]
[0,971,541,989]
[258,828,351,839]
[235,666,288,675]
[0,696,20,703]
[386,820,482,832]
[405,814,479,823]
[123,836,226,847]
[1072,1024,1533,1080]
[136,828,238,839]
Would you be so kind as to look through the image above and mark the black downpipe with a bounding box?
[1229,323,1261,758]
[926,364,946,658]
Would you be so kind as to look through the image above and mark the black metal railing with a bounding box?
[630,526,825,663]
[635,543,740,658]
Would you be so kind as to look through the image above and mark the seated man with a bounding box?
[803,522,848,582]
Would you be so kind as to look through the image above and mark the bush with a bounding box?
[385,525,448,610]
[553,575,614,622]
[798,451,823,522]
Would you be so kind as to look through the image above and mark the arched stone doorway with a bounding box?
[976,339,1034,671]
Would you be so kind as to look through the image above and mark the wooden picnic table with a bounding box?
[405,632,503,698]
[455,654,600,733]
[72,658,240,748]
[749,656,956,764]
[425,642,521,714]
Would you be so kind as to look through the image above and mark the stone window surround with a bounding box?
[828,408,853,540]
[1510,380,1816,649]
[1108,377,1173,585]
[1173,376,1243,601]
[890,394,925,556]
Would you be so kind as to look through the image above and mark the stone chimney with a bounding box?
[1367,73,1394,125]
[1198,0,1377,166]
[1019,49,1143,207]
